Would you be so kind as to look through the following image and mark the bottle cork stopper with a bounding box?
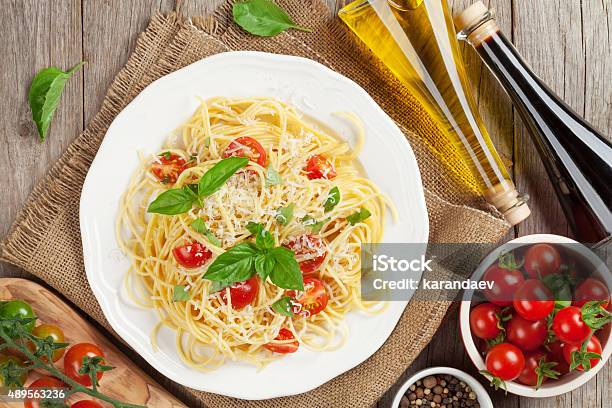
[453,1,488,32]
[485,183,531,226]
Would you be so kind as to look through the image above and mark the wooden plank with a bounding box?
[0,0,83,280]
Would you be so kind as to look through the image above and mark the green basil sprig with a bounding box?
[323,187,340,212]
[347,207,372,225]
[148,156,248,215]
[271,296,294,317]
[302,215,328,233]
[172,285,190,302]
[29,62,85,142]
[232,0,311,37]
[275,204,294,225]
[191,218,222,247]
[203,222,303,290]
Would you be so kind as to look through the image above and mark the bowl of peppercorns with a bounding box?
[392,367,493,408]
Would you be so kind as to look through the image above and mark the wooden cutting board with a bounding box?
[0,278,186,408]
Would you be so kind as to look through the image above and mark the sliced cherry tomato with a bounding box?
[304,154,336,180]
[469,303,502,340]
[29,324,66,362]
[220,276,259,310]
[0,355,27,388]
[573,278,610,309]
[172,241,212,269]
[0,300,36,332]
[263,328,299,354]
[70,401,104,408]
[24,377,67,408]
[63,343,106,386]
[151,153,188,184]
[517,349,555,387]
[485,343,525,381]
[513,279,554,321]
[552,306,592,345]
[524,244,561,278]
[482,260,525,307]
[283,234,327,275]
[546,340,570,375]
[286,277,329,318]
[563,335,602,371]
[223,137,267,167]
[506,314,547,351]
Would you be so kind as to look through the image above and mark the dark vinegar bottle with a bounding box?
[454,2,612,247]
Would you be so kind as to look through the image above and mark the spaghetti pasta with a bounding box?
[117,97,395,370]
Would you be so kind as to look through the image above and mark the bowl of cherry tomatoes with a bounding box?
[459,234,611,397]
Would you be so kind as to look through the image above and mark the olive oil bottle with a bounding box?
[339,0,530,225]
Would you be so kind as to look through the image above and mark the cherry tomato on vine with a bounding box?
[172,241,212,269]
[506,314,547,351]
[573,278,610,309]
[485,343,525,381]
[223,137,267,167]
[24,376,67,408]
[469,303,502,340]
[304,154,336,180]
[63,343,107,386]
[482,253,525,306]
[151,153,189,184]
[0,300,36,332]
[517,349,558,387]
[70,401,104,408]
[263,328,299,354]
[286,277,329,318]
[552,306,592,345]
[283,234,327,275]
[524,244,561,278]
[513,279,554,321]
[546,341,570,375]
[0,355,27,388]
[29,324,66,362]
[563,335,602,371]
[220,276,259,310]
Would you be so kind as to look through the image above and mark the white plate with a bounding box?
[80,51,429,400]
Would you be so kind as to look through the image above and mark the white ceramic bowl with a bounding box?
[460,234,612,397]
[391,367,494,408]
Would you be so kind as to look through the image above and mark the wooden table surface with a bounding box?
[0,1,610,407]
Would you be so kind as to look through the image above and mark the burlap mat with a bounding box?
[1,1,510,407]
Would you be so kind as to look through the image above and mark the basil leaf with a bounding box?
[255,252,276,282]
[198,157,249,197]
[172,285,190,302]
[209,280,232,293]
[246,222,274,250]
[161,151,172,159]
[302,215,328,234]
[271,296,294,317]
[347,207,371,225]
[323,187,340,213]
[268,247,303,290]
[28,62,85,142]
[265,164,283,187]
[275,204,294,225]
[203,243,259,283]
[148,188,195,215]
[232,0,311,37]
[190,218,222,247]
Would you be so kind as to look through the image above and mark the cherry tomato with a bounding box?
[552,306,592,345]
[70,401,104,408]
[304,154,336,180]
[0,300,36,332]
[286,277,329,318]
[469,303,502,340]
[506,314,548,351]
[223,137,267,167]
[24,376,67,408]
[563,335,602,371]
[513,279,554,321]
[63,343,106,386]
[172,241,212,269]
[517,349,549,386]
[220,276,259,310]
[151,153,188,184]
[263,328,299,354]
[30,324,66,362]
[546,340,570,375]
[283,234,327,275]
[524,244,561,278]
[485,343,525,381]
[0,355,27,388]
[573,278,610,309]
[482,265,525,307]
